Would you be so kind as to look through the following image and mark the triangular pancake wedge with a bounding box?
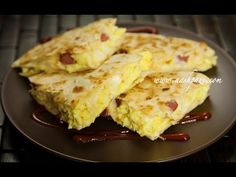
[29,51,152,130]
[107,71,211,140]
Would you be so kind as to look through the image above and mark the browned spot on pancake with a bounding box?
[113,60,121,64]
[145,76,154,82]
[115,98,122,107]
[158,101,165,105]
[200,42,207,48]
[175,84,182,89]
[193,81,200,84]
[159,41,168,47]
[135,36,152,48]
[120,93,127,98]
[146,96,152,100]
[98,69,104,73]
[101,72,109,78]
[162,87,170,91]
[181,42,191,47]
[55,80,66,85]
[114,49,128,54]
[177,55,189,62]
[141,105,153,114]
[88,75,97,80]
[71,100,77,107]
[95,80,103,84]
[88,75,102,84]
[123,36,132,43]
[146,89,156,99]
[72,86,84,93]
[171,46,179,50]
[164,60,172,64]
[169,37,174,42]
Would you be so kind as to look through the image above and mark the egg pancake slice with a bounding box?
[29,51,152,130]
[107,71,211,140]
[118,33,217,72]
[12,18,126,76]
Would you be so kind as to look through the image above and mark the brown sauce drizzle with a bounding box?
[32,106,67,128]
[72,130,190,143]
[178,111,211,125]
[127,26,158,34]
[32,107,211,143]
[159,133,190,141]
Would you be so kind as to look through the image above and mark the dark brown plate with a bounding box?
[2,22,236,162]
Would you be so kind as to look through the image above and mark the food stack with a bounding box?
[12,18,217,140]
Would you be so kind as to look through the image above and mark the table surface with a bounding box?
[0,15,236,163]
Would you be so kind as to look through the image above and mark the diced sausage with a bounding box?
[60,53,75,64]
[100,33,109,41]
[166,100,178,111]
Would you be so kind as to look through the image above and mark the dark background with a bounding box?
[0,15,236,163]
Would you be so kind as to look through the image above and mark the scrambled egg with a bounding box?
[107,71,211,140]
[29,51,152,130]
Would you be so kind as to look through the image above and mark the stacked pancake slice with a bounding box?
[12,18,217,140]
[29,51,152,130]
[120,32,216,72]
